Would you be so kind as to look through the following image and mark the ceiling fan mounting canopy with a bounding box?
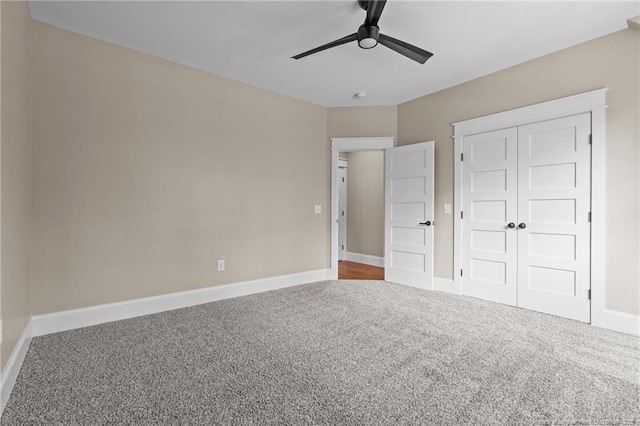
[357,0,370,11]
[291,0,433,64]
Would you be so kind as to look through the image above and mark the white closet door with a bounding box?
[384,142,434,290]
[461,128,518,306]
[516,113,592,322]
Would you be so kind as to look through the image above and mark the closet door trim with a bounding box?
[452,88,607,326]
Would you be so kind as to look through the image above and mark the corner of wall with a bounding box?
[0,0,35,374]
[0,0,4,372]
[27,8,34,325]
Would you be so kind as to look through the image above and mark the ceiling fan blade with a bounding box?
[378,33,433,64]
[365,0,387,26]
[291,33,358,60]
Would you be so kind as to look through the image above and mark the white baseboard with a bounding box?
[1,320,33,413]
[345,252,384,268]
[431,280,640,337]
[600,309,640,336]
[32,268,331,337]
[433,277,461,295]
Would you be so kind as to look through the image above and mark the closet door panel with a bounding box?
[516,113,592,322]
[461,128,518,306]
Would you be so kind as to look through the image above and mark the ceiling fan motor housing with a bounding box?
[358,25,379,49]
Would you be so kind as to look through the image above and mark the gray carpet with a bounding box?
[2,280,639,425]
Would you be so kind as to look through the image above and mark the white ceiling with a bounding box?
[28,1,639,107]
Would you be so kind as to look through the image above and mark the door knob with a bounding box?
[419,221,432,226]
[518,223,527,229]
[507,222,515,229]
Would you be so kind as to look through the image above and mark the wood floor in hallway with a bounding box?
[338,261,384,280]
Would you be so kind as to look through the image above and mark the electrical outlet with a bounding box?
[444,203,452,215]
[217,259,225,271]
[314,204,322,214]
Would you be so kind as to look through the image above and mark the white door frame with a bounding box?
[452,88,607,326]
[330,137,395,279]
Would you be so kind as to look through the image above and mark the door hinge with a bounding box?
[342,211,345,216]
[589,134,592,145]
[588,289,591,300]
[461,153,464,161]
[460,269,463,277]
[461,211,464,219]
[341,245,344,250]
[588,212,591,222]
[342,177,345,182]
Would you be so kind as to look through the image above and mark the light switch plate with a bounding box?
[314,204,322,214]
[444,203,452,215]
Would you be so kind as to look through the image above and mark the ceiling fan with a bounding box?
[291,0,433,64]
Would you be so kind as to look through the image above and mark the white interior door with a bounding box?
[384,142,434,289]
[461,128,519,305]
[516,113,592,322]
[337,163,347,261]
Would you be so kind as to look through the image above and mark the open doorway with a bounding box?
[330,137,394,281]
[337,151,385,280]
[330,137,435,290]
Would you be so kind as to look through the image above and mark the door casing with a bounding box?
[330,137,395,279]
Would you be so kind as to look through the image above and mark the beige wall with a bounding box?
[1,0,32,370]
[328,106,397,139]
[345,151,384,258]
[30,22,329,315]
[0,0,3,369]
[398,29,640,315]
